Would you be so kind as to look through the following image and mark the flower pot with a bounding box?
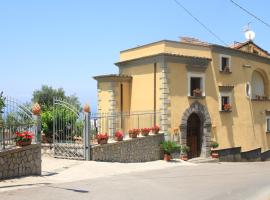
[16,140,32,147]
[98,139,108,145]
[153,130,159,134]
[211,152,219,159]
[141,131,149,136]
[129,132,138,138]
[180,154,188,161]
[114,137,123,142]
[164,154,171,161]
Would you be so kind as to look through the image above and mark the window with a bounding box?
[251,71,266,100]
[266,116,270,132]
[219,54,231,72]
[188,73,205,97]
[219,92,232,111]
[246,82,251,97]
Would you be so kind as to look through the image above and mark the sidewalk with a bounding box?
[0,155,195,192]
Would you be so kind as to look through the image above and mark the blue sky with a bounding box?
[0,0,269,112]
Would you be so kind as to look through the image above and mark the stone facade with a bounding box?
[91,133,164,163]
[0,144,41,180]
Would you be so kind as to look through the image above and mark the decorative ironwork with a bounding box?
[0,97,37,150]
[53,98,90,160]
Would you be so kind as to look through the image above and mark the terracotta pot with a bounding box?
[32,103,41,115]
[16,140,32,147]
[114,137,123,142]
[180,154,188,161]
[141,131,149,136]
[211,152,219,159]
[154,130,159,134]
[129,132,138,138]
[83,104,90,113]
[164,154,171,161]
[98,139,108,145]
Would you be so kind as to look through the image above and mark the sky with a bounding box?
[0,0,269,112]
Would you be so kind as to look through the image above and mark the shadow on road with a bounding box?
[47,185,89,193]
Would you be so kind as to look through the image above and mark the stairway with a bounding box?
[188,157,219,163]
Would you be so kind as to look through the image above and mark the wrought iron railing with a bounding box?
[0,97,37,151]
[90,111,161,138]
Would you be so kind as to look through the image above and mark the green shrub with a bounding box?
[160,141,180,155]
[180,145,190,154]
[211,141,219,149]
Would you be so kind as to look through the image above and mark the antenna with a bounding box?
[243,22,255,41]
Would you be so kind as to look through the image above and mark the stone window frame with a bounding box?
[219,91,232,112]
[187,72,205,97]
[219,54,232,73]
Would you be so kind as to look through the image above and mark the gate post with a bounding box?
[83,104,91,161]
[32,103,42,143]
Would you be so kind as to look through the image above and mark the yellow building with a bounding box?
[94,37,270,158]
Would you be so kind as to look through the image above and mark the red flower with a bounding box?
[15,131,33,142]
[96,133,109,140]
[115,131,124,139]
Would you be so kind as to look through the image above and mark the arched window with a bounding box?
[251,71,266,99]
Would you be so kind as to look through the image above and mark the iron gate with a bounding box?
[53,98,90,160]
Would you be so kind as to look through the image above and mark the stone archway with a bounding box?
[180,101,212,158]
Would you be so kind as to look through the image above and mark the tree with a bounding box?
[32,85,81,141]
[0,91,5,114]
[32,85,65,110]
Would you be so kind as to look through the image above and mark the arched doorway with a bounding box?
[187,113,202,158]
[180,101,212,158]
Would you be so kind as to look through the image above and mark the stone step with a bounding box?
[188,157,219,163]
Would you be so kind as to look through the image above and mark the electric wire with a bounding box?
[173,0,229,46]
[230,0,270,29]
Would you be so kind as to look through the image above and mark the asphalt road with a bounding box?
[1,162,270,200]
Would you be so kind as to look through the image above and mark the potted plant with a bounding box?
[160,141,179,162]
[151,125,160,134]
[223,66,230,73]
[180,145,190,161]
[141,128,150,136]
[128,128,140,138]
[114,131,124,141]
[223,104,232,111]
[96,133,109,145]
[193,88,202,97]
[211,141,219,158]
[15,131,33,147]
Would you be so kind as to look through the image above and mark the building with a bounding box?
[94,37,270,158]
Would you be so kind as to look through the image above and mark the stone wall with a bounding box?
[91,133,164,163]
[0,144,41,180]
[241,148,261,162]
[261,150,270,161]
[213,147,242,162]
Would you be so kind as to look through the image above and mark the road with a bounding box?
[1,161,270,200]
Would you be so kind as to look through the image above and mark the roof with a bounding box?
[231,40,270,56]
[93,74,132,81]
[115,53,211,66]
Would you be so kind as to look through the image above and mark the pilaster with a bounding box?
[160,59,170,138]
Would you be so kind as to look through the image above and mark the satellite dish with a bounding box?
[245,30,255,41]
